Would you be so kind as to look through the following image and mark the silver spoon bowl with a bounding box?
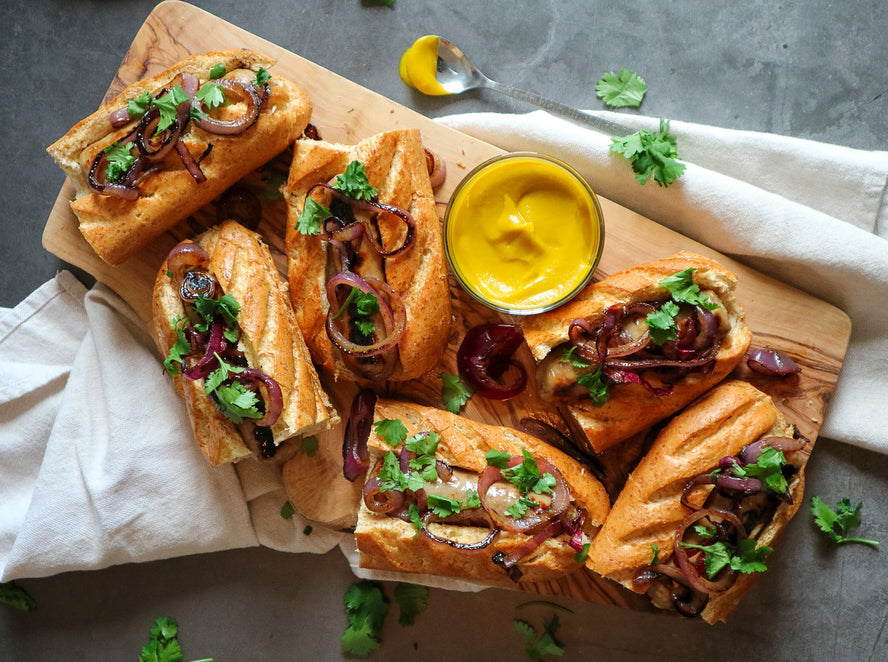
[435,38,631,136]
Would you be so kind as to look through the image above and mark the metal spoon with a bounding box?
[434,37,631,136]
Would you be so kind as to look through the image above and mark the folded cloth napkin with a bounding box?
[1,111,886,582]
[439,110,888,453]
[0,274,342,581]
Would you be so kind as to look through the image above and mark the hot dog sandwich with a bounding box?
[354,398,611,586]
[48,49,311,265]
[284,129,451,382]
[152,220,338,466]
[586,380,808,623]
[523,252,752,453]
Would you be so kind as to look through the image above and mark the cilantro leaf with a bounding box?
[138,616,213,662]
[506,495,539,519]
[645,300,680,345]
[659,268,718,310]
[394,583,428,626]
[681,539,772,579]
[485,449,511,470]
[377,450,424,493]
[212,381,263,424]
[649,543,661,565]
[296,197,331,235]
[576,368,611,407]
[596,68,647,107]
[811,496,880,547]
[373,418,409,446]
[334,160,378,201]
[103,141,138,183]
[163,317,191,376]
[514,615,564,662]
[731,446,789,494]
[153,85,190,132]
[501,449,544,494]
[441,372,473,413]
[561,345,590,369]
[427,493,464,518]
[408,503,422,537]
[262,170,287,200]
[464,488,481,509]
[611,119,685,187]
[574,542,591,563]
[300,436,319,457]
[192,294,240,340]
[195,81,226,110]
[255,66,271,87]
[341,581,389,657]
[280,501,296,519]
[209,63,226,79]
[127,91,153,119]
[0,581,37,612]
[405,431,440,457]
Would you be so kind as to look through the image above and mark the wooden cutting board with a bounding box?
[42,0,850,608]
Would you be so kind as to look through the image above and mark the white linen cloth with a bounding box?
[1,111,886,582]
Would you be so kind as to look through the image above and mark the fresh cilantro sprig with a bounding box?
[680,538,772,579]
[280,500,296,519]
[649,543,661,565]
[138,617,213,662]
[195,81,226,110]
[731,446,790,494]
[611,118,685,187]
[295,197,331,235]
[341,581,389,658]
[576,368,611,406]
[514,614,564,662]
[644,268,718,345]
[811,496,880,548]
[374,418,409,446]
[596,68,647,108]
[300,436,319,457]
[255,66,271,87]
[0,581,37,612]
[335,160,378,200]
[192,294,240,341]
[103,141,138,183]
[333,286,380,338]
[441,372,473,413]
[393,583,429,626]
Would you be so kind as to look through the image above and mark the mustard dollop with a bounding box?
[445,155,602,313]
[399,35,449,96]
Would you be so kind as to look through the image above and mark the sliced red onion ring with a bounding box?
[87,146,141,200]
[343,389,377,481]
[492,517,565,572]
[135,107,183,161]
[419,511,500,552]
[457,324,527,400]
[183,321,226,380]
[739,436,806,464]
[363,475,405,513]
[232,367,284,427]
[747,347,802,376]
[193,78,262,135]
[672,508,746,595]
[325,272,406,359]
[175,140,207,183]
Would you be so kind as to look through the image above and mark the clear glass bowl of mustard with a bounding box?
[443,152,605,315]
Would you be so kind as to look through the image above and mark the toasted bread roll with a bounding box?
[523,252,752,453]
[354,399,610,586]
[586,381,807,623]
[48,49,311,265]
[284,129,451,382]
[152,220,338,466]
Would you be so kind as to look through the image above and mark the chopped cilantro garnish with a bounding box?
[195,81,226,109]
[514,614,564,662]
[255,66,271,87]
[377,450,424,493]
[138,616,213,662]
[574,542,591,563]
[296,197,331,235]
[393,583,428,626]
[209,63,226,79]
[649,543,661,565]
[262,170,287,201]
[596,68,647,107]
[680,538,772,578]
[645,299,680,345]
[427,493,464,518]
[576,368,611,407]
[811,496,880,548]
[464,488,481,509]
[300,436,319,457]
[610,118,685,187]
[561,345,591,369]
[163,317,191,375]
[334,160,378,201]
[152,84,191,132]
[0,581,37,613]
[485,449,511,470]
[407,503,422,537]
[210,381,263,424]
[103,141,138,183]
[373,418,409,446]
[280,501,296,519]
[731,446,789,494]
[341,581,389,658]
[192,294,240,342]
[659,268,718,310]
[506,495,540,519]
[441,372,473,413]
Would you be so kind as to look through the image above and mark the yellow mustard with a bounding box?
[444,154,603,313]
[399,35,449,95]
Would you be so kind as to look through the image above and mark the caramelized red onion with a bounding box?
[492,517,564,574]
[363,475,406,513]
[192,78,262,135]
[325,272,407,358]
[672,508,746,595]
[183,320,226,380]
[457,324,527,400]
[420,511,500,551]
[343,389,377,481]
[423,147,446,188]
[747,347,801,376]
[231,367,284,428]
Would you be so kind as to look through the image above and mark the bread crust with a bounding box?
[284,130,451,382]
[354,399,610,586]
[523,252,752,453]
[585,380,805,623]
[47,49,311,265]
[152,220,338,466]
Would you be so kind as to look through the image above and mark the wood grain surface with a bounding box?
[41,1,851,609]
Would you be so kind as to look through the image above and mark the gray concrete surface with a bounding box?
[2,1,887,660]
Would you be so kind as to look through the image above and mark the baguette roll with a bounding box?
[152,220,338,466]
[354,399,611,586]
[284,129,451,382]
[586,381,808,623]
[48,49,311,265]
[523,252,752,453]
